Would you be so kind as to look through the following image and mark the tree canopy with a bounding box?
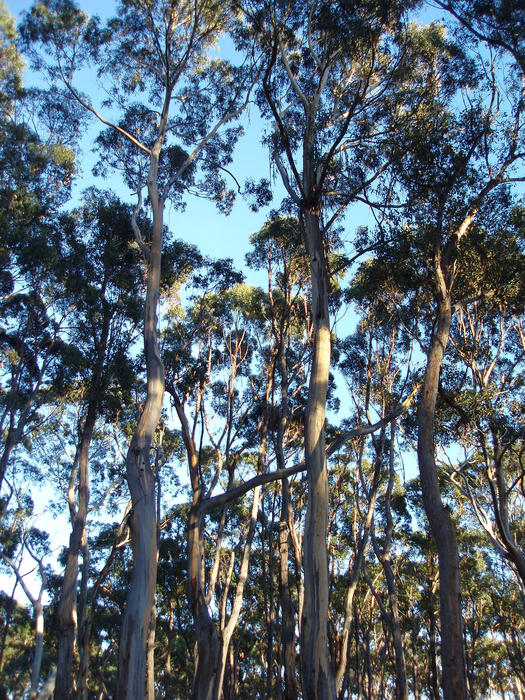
[0,1,523,699]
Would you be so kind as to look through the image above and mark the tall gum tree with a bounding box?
[164,276,273,700]
[21,0,259,696]
[50,192,142,699]
[351,19,524,693]
[240,1,429,695]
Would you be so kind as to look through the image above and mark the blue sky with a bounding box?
[6,0,284,289]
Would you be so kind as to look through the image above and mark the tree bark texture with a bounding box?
[417,295,467,700]
[117,163,164,699]
[300,207,336,700]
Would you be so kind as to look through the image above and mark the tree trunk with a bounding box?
[54,402,97,700]
[279,478,297,700]
[29,600,44,699]
[274,318,298,699]
[117,429,160,699]
[117,162,164,698]
[37,667,56,700]
[300,207,336,700]
[55,305,111,700]
[373,424,408,700]
[78,503,131,700]
[417,294,467,700]
[213,486,261,700]
[189,500,220,700]
[146,603,157,700]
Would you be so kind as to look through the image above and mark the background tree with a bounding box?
[22,0,258,694]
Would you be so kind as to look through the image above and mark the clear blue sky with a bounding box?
[6,0,283,289]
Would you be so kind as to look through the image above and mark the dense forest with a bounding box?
[0,0,524,698]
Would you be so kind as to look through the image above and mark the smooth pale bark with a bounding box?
[418,293,467,700]
[117,148,164,699]
[54,405,96,699]
[300,207,336,700]
[0,552,47,699]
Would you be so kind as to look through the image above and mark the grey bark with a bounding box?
[300,207,336,700]
[117,145,164,699]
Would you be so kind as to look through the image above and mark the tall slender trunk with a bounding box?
[189,497,219,700]
[213,486,261,700]
[171,382,218,700]
[275,317,298,699]
[300,206,336,700]
[55,308,111,700]
[418,293,467,700]
[335,453,380,695]
[54,402,97,700]
[117,154,164,698]
[29,601,44,699]
[372,424,408,700]
[77,503,131,700]
[279,478,297,700]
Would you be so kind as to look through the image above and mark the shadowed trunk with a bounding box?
[117,154,164,698]
[279,478,297,700]
[418,294,467,700]
[300,206,336,700]
[55,306,111,699]
[54,403,97,700]
[189,501,220,700]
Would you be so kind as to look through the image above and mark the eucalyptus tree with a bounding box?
[405,55,522,700]
[0,3,80,498]
[22,0,259,694]
[239,3,429,694]
[0,505,51,699]
[45,190,143,699]
[439,210,525,600]
[164,271,274,700]
[349,12,524,694]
